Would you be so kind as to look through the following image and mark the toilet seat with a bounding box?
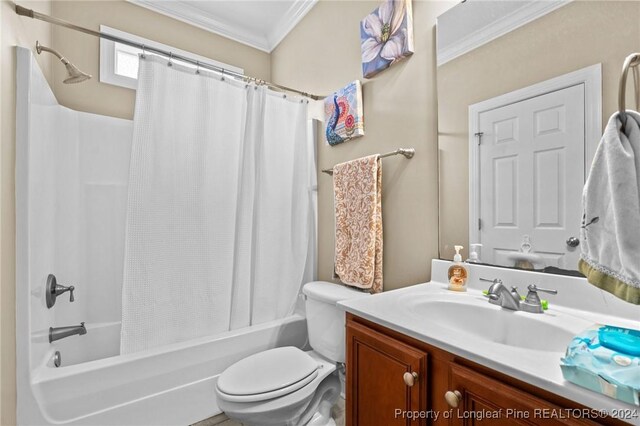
[216,347,320,403]
[216,350,339,426]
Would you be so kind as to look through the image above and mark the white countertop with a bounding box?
[338,260,640,425]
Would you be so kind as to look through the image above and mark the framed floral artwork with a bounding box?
[324,80,364,146]
[360,0,414,79]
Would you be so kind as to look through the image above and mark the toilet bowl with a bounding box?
[215,282,369,426]
[217,348,340,426]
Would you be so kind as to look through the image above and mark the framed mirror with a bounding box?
[437,0,640,274]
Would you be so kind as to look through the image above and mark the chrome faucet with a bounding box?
[481,278,521,310]
[49,322,86,343]
[480,279,557,314]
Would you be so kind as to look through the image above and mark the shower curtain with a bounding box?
[120,56,315,354]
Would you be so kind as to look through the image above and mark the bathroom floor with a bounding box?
[192,398,346,426]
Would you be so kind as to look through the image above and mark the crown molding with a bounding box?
[437,0,570,67]
[267,0,317,51]
[128,0,317,53]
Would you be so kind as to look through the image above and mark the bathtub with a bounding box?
[24,315,307,425]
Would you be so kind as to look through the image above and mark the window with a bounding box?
[99,26,243,90]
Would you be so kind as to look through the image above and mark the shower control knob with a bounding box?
[46,274,76,308]
[566,237,580,248]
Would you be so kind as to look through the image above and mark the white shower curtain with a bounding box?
[120,56,315,354]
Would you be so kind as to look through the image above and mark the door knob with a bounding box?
[445,390,462,408]
[403,372,419,387]
[566,237,580,248]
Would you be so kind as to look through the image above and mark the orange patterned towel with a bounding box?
[333,155,383,293]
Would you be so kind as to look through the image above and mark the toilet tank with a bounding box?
[302,281,370,363]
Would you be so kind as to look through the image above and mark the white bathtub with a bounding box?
[24,315,307,425]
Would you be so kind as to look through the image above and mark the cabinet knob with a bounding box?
[444,390,462,408]
[403,371,419,387]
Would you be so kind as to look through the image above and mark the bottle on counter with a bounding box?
[448,245,468,292]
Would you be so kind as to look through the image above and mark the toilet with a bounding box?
[215,281,369,426]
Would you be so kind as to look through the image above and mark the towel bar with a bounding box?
[321,148,415,175]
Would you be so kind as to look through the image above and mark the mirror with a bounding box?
[437,1,640,273]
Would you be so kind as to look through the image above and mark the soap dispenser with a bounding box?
[448,245,468,292]
[467,243,482,263]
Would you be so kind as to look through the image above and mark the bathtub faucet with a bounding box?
[49,322,87,343]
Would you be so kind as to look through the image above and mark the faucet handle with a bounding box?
[522,285,557,314]
[527,284,557,295]
[510,286,521,299]
[46,274,76,308]
[55,283,75,302]
[480,277,502,285]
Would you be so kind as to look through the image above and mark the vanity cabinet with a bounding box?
[346,319,428,425]
[346,313,626,426]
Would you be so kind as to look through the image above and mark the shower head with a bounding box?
[62,61,92,84]
[36,40,91,84]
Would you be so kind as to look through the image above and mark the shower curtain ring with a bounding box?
[141,45,146,59]
[195,61,200,75]
[221,68,225,81]
[168,52,173,67]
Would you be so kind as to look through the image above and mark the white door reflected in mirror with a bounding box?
[471,84,585,269]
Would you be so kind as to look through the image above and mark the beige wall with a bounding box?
[272,0,454,290]
[438,1,640,261]
[51,0,271,120]
[1,2,53,424]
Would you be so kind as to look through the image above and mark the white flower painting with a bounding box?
[360,0,414,78]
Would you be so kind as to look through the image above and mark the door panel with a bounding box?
[493,155,518,227]
[346,321,428,426]
[478,84,585,269]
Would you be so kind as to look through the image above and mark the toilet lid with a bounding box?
[217,347,319,398]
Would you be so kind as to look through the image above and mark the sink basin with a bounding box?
[403,295,587,352]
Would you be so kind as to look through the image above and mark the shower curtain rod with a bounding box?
[14,4,323,100]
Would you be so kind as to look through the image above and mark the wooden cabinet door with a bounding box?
[346,320,428,426]
[449,364,593,426]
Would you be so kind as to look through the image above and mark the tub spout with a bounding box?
[49,322,86,343]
